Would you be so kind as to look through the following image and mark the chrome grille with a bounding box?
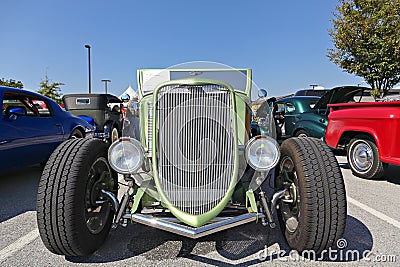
[157,85,235,215]
[147,101,153,154]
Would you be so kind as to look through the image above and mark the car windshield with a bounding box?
[139,69,250,94]
[307,99,319,109]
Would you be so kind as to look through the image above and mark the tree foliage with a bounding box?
[37,76,64,104]
[0,78,24,89]
[328,0,400,98]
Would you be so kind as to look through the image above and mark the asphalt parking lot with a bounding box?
[0,156,399,266]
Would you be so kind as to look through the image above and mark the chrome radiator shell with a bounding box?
[154,84,236,215]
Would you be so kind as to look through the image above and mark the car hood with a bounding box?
[313,86,369,109]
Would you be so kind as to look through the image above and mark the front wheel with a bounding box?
[275,137,347,254]
[294,129,309,138]
[36,138,117,256]
[347,137,385,179]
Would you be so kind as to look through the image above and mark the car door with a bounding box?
[0,92,64,170]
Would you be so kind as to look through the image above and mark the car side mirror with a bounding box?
[258,89,268,98]
[7,107,26,120]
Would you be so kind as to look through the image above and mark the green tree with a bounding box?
[0,78,24,89]
[37,76,64,104]
[328,0,400,98]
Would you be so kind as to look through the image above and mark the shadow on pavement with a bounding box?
[67,215,372,266]
[339,160,400,185]
[0,165,41,223]
[382,164,400,185]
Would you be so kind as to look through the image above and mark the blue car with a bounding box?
[0,86,94,172]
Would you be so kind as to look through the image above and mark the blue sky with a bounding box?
[0,0,368,98]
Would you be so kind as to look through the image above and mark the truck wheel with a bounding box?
[36,138,117,256]
[275,137,347,254]
[347,136,384,179]
[294,129,309,137]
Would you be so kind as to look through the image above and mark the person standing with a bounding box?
[127,96,140,140]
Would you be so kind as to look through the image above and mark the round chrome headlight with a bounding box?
[108,138,144,174]
[245,135,280,172]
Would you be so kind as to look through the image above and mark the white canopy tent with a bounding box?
[119,85,138,100]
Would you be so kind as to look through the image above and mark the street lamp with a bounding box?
[84,44,92,94]
[101,79,111,94]
[309,84,318,89]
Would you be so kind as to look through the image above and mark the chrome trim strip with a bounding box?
[147,101,153,154]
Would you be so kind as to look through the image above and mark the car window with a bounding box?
[309,101,317,109]
[2,93,53,117]
[3,99,35,116]
[276,103,285,113]
[286,102,296,113]
[33,100,52,117]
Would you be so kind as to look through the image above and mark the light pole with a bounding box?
[310,84,318,89]
[84,44,92,94]
[101,79,111,94]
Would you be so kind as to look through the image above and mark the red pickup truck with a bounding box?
[325,101,400,179]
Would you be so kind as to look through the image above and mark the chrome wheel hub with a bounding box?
[352,143,373,171]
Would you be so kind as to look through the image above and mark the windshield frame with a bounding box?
[137,68,252,98]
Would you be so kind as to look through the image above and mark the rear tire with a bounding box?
[36,138,117,256]
[347,136,384,179]
[276,137,347,254]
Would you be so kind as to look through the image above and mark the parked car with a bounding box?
[62,94,123,142]
[0,86,94,172]
[272,86,370,140]
[325,100,400,179]
[37,67,346,257]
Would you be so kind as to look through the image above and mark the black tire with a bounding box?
[275,137,347,254]
[69,128,83,139]
[294,129,309,137]
[36,138,117,256]
[347,136,384,179]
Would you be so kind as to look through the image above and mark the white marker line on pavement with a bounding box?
[0,228,39,263]
[348,196,400,229]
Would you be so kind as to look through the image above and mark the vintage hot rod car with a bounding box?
[36,68,347,256]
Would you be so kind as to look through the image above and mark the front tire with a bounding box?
[347,136,384,179]
[36,138,117,256]
[276,137,347,254]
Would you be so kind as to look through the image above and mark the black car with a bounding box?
[63,94,123,142]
